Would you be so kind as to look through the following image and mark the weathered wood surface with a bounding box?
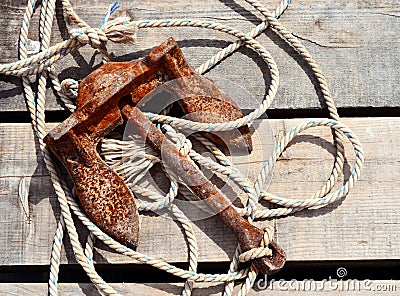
[0,0,399,111]
[0,117,398,266]
[2,281,399,295]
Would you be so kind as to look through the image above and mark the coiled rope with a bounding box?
[3,0,364,295]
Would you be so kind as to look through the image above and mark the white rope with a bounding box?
[4,0,365,295]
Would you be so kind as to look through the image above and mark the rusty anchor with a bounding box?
[44,38,286,274]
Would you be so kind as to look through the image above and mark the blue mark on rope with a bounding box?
[32,1,35,8]
[163,19,171,23]
[183,19,191,23]
[99,2,120,28]
[307,120,316,125]
[141,20,151,24]
[209,275,217,279]
[329,121,337,125]
[60,49,66,57]
[188,271,195,277]
[339,187,344,194]
[345,132,353,138]
[204,21,213,25]
[110,1,120,14]
[243,36,250,41]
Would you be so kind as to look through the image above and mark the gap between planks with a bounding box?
[0,117,398,266]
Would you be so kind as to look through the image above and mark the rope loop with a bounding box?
[60,78,78,99]
[238,225,274,263]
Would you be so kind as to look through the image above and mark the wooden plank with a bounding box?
[2,281,399,295]
[0,117,398,266]
[275,117,400,261]
[0,0,399,111]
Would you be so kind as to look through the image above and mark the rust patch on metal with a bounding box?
[43,38,283,273]
[120,104,285,274]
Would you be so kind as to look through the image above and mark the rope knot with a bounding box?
[238,225,274,263]
[70,17,137,49]
[71,27,108,49]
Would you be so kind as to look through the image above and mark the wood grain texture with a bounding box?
[0,117,398,266]
[0,0,399,111]
[2,281,399,295]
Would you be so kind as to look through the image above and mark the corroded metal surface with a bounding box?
[44,38,285,273]
[75,38,252,152]
[44,92,140,248]
[120,103,286,274]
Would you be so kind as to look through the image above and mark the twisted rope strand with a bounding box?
[3,0,365,295]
